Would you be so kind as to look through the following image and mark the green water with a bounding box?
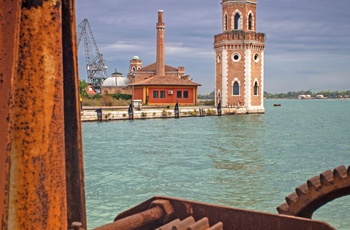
[83,99,350,229]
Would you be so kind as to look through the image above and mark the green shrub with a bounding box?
[90,94,101,100]
[112,93,132,100]
[82,95,131,107]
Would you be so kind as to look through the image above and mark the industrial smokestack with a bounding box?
[156,10,165,76]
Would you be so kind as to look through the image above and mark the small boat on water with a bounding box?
[274,103,281,107]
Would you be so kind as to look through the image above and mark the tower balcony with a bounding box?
[214,30,265,44]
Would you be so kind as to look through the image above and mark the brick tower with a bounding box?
[156,10,165,76]
[214,0,265,113]
[129,56,142,72]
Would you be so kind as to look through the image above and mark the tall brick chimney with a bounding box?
[156,10,165,76]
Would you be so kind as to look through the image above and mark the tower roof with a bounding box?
[222,0,257,4]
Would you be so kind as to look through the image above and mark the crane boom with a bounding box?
[77,18,108,91]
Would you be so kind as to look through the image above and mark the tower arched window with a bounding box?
[234,13,240,30]
[254,81,259,96]
[224,14,228,31]
[233,81,240,95]
[248,14,253,30]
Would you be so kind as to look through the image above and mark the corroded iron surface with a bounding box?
[277,165,350,218]
[7,0,67,229]
[156,216,223,230]
[95,200,172,230]
[1,0,86,229]
[99,197,335,230]
[0,0,21,228]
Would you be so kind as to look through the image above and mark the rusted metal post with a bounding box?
[0,1,22,228]
[1,1,86,228]
[2,1,68,229]
[62,0,87,227]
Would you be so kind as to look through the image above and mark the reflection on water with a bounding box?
[205,115,269,208]
[83,100,350,229]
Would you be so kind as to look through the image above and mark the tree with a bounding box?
[79,80,88,98]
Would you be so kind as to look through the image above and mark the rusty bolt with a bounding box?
[149,199,174,223]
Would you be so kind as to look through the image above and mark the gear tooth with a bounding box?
[333,165,347,179]
[320,170,334,185]
[285,192,298,205]
[307,175,321,190]
[276,202,290,215]
[295,183,308,196]
[278,166,350,219]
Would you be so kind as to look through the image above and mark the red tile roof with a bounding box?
[131,75,201,86]
[139,62,179,72]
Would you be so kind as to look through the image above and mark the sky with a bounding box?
[75,0,350,94]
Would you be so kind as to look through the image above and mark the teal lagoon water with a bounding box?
[82,99,350,229]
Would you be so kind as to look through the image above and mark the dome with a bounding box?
[102,76,130,87]
[102,77,116,87]
[116,77,131,87]
[132,56,140,60]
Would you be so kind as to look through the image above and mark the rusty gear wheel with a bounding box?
[277,165,350,218]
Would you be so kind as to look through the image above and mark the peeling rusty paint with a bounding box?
[22,0,44,9]
[1,0,87,228]
[110,196,335,230]
[6,1,68,229]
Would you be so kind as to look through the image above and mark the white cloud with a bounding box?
[102,41,145,52]
[165,42,213,58]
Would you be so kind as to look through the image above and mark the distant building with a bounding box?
[298,95,312,99]
[100,70,131,94]
[214,0,265,113]
[86,84,97,95]
[129,10,201,105]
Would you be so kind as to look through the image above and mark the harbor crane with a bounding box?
[77,18,108,91]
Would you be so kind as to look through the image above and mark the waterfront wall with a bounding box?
[81,106,264,122]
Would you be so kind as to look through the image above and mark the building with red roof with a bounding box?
[128,10,201,106]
